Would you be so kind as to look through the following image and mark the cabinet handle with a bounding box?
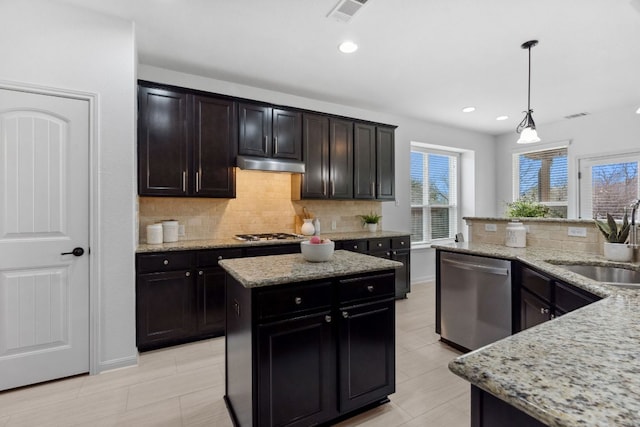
[182,171,186,193]
[386,252,391,256]
[264,135,268,152]
[323,180,327,196]
[377,242,383,247]
[540,307,550,314]
[392,251,397,255]
[273,136,278,150]
[331,181,335,196]
[370,182,375,196]
[353,245,358,249]
[550,314,556,319]
[195,172,200,192]
[342,311,349,318]
[325,315,332,323]
[294,297,302,305]
[185,271,191,277]
[199,271,203,276]
[367,285,374,293]
[400,241,405,246]
[163,259,169,265]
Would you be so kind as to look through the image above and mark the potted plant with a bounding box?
[359,212,382,232]
[595,212,632,261]
[505,196,551,218]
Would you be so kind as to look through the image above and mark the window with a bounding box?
[512,146,568,217]
[410,147,459,245]
[579,153,640,219]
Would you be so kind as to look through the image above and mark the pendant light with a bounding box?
[516,40,541,144]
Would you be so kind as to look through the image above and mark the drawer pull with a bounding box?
[400,241,405,246]
[294,297,302,305]
[377,243,382,247]
[218,255,223,260]
[353,245,358,249]
[163,259,169,265]
[342,311,349,318]
[325,315,332,323]
[199,271,203,276]
[185,272,191,277]
[540,307,549,314]
[367,285,375,293]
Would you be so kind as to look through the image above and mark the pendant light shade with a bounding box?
[516,40,540,144]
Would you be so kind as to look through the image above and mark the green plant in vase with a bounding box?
[595,212,633,262]
[359,212,382,232]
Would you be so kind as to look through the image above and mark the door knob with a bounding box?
[61,247,84,257]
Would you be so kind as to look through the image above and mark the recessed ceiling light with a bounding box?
[496,115,509,121]
[462,106,475,113]
[636,107,640,114]
[338,41,358,53]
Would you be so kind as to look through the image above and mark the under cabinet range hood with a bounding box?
[236,155,305,174]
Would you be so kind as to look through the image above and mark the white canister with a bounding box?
[162,220,179,243]
[505,221,527,248]
[146,223,163,245]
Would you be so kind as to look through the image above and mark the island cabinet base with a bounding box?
[471,386,546,427]
[224,270,396,427]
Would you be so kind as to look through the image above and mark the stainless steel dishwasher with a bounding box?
[438,251,511,351]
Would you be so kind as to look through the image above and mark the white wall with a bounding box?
[495,105,640,219]
[1,0,138,371]
[139,65,497,283]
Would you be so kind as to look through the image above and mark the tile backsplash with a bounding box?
[138,169,382,242]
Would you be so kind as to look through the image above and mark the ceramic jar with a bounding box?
[505,221,526,248]
[301,219,315,236]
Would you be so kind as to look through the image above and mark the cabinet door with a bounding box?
[258,312,337,427]
[238,103,271,157]
[353,123,376,199]
[272,108,302,160]
[195,268,225,337]
[391,250,411,298]
[520,289,552,332]
[192,95,236,198]
[554,281,599,314]
[329,118,353,199]
[301,113,329,198]
[339,299,395,413]
[138,85,189,196]
[136,270,195,350]
[376,126,395,200]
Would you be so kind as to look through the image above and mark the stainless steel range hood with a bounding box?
[236,155,305,174]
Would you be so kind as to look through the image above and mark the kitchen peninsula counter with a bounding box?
[435,242,640,427]
[136,230,409,253]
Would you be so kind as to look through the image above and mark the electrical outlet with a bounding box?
[331,220,337,230]
[568,227,587,237]
[485,224,497,232]
[178,224,185,237]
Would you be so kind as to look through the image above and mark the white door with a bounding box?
[0,88,89,391]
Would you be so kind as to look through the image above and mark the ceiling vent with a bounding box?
[564,112,590,119]
[327,0,369,22]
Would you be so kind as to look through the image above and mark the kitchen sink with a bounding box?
[552,263,640,288]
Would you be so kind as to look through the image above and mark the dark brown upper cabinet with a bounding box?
[238,103,302,160]
[354,123,395,200]
[300,114,353,199]
[138,82,236,198]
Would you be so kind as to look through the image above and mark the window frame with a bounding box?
[512,142,569,217]
[410,145,461,247]
[577,151,640,219]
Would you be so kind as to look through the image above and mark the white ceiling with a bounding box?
[60,0,640,135]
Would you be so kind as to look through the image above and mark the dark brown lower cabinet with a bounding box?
[196,268,226,336]
[520,289,552,331]
[225,271,396,427]
[136,270,195,349]
[471,385,546,427]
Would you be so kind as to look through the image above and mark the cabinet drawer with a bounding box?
[368,238,390,252]
[391,236,410,250]
[137,252,194,274]
[520,266,551,301]
[257,281,332,320]
[196,248,244,268]
[339,273,395,304]
[555,282,599,313]
[342,240,367,253]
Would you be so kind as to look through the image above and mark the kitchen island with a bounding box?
[220,250,402,427]
[435,242,640,427]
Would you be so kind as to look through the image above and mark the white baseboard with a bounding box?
[97,355,138,374]
[411,274,435,284]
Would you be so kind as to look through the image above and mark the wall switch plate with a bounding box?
[331,220,337,230]
[178,224,185,236]
[568,227,587,237]
[484,224,497,232]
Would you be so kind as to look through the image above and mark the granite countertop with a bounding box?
[136,230,409,253]
[219,250,403,288]
[434,242,640,427]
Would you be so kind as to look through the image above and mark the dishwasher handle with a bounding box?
[442,258,509,276]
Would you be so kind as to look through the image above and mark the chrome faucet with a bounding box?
[630,200,640,249]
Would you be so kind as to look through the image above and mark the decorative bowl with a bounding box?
[300,240,335,262]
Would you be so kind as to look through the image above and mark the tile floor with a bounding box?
[0,281,468,426]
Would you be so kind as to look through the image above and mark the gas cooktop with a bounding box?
[234,233,303,242]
